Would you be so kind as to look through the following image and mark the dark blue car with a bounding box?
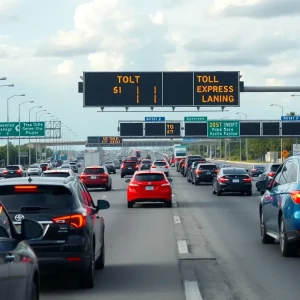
[258,156,300,257]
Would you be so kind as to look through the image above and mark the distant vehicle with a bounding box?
[59,164,72,170]
[125,171,173,208]
[40,163,51,172]
[27,164,42,176]
[150,160,169,177]
[188,163,219,185]
[0,201,43,299]
[0,167,6,177]
[69,162,79,173]
[173,145,187,168]
[132,150,141,159]
[212,167,252,196]
[80,166,112,190]
[3,165,25,178]
[41,169,76,177]
[113,159,121,169]
[103,161,116,174]
[248,165,265,177]
[182,156,206,177]
[256,163,281,194]
[121,160,139,178]
[0,176,110,288]
[140,159,152,170]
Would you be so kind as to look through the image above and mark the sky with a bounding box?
[1,0,300,147]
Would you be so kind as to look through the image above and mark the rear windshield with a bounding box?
[83,168,104,174]
[42,173,70,177]
[154,161,167,166]
[223,168,247,175]
[271,164,280,172]
[0,185,74,212]
[135,174,165,181]
[113,160,119,163]
[254,165,265,169]
[40,164,48,167]
[6,166,19,170]
[199,164,217,170]
[142,160,151,164]
[124,162,137,167]
[128,157,138,161]
[70,162,76,165]
[29,165,39,168]
[104,161,113,164]
[61,165,70,169]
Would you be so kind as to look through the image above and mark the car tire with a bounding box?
[279,217,298,257]
[105,185,110,191]
[166,201,172,208]
[212,186,216,194]
[95,236,105,270]
[187,177,191,183]
[31,278,39,300]
[128,202,133,208]
[260,190,264,195]
[79,249,95,289]
[109,183,112,191]
[260,210,274,244]
[217,190,222,196]
[121,174,124,178]
[113,171,116,174]
[246,191,252,196]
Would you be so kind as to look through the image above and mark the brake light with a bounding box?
[135,165,138,169]
[196,170,202,175]
[161,183,170,186]
[252,169,257,171]
[129,183,138,187]
[80,173,86,179]
[14,185,38,192]
[290,191,300,204]
[121,164,125,169]
[218,177,229,183]
[164,165,168,168]
[243,177,252,183]
[152,166,156,168]
[16,169,22,174]
[3,170,7,174]
[215,170,219,173]
[52,214,86,228]
[185,163,188,167]
[67,257,81,262]
[268,172,275,177]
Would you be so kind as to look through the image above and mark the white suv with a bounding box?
[150,160,169,177]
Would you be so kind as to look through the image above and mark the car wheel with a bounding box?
[246,191,252,196]
[260,210,274,244]
[187,177,191,183]
[165,201,172,208]
[95,235,105,269]
[31,279,39,300]
[279,217,298,257]
[128,202,133,208]
[79,249,95,288]
[212,185,216,194]
[105,185,109,191]
[217,189,222,196]
[121,174,124,178]
[260,190,264,195]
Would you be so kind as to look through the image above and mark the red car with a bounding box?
[125,171,173,208]
[80,166,112,190]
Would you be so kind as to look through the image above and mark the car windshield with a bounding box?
[29,165,39,168]
[142,160,152,164]
[104,161,113,164]
[199,164,217,170]
[6,166,20,170]
[83,168,104,174]
[124,162,137,167]
[42,173,70,177]
[135,173,165,181]
[223,168,247,175]
[40,164,48,167]
[254,165,265,169]
[154,161,166,166]
[271,164,281,172]
[0,185,74,212]
[61,165,70,168]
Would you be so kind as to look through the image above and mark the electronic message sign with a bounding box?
[262,122,280,136]
[119,122,143,137]
[87,136,122,145]
[207,120,240,138]
[282,122,300,136]
[145,123,165,136]
[165,122,181,136]
[240,122,261,136]
[184,123,207,137]
[83,71,240,107]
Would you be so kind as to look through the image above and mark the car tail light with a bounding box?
[67,257,81,262]
[16,169,22,174]
[152,166,156,168]
[215,170,219,173]
[121,164,125,169]
[243,177,252,183]
[52,214,86,228]
[3,170,7,174]
[196,170,202,175]
[164,165,168,168]
[14,185,38,192]
[290,191,300,204]
[135,165,138,169]
[218,176,229,183]
[80,173,86,179]
[268,172,275,177]
[129,183,138,187]
[161,183,170,186]
[184,163,188,167]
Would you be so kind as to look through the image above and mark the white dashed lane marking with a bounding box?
[184,280,203,300]
[177,240,189,254]
[173,216,181,224]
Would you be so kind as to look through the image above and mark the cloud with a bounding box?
[265,78,285,86]
[0,44,25,60]
[0,0,19,24]
[55,60,74,75]
[209,0,300,18]
[88,52,124,71]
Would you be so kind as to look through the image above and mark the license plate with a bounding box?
[91,176,96,179]
[145,186,154,190]
[207,172,211,174]
[232,179,239,183]
[128,167,132,169]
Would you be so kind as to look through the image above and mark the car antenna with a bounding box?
[28,177,33,183]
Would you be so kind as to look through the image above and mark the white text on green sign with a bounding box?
[184,116,207,122]
[208,120,240,138]
[0,122,45,137]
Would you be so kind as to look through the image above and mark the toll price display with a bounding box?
[194,72,240,107]
[165,122,181,136]
[207,120,240,138]
[87,136,122,144]
[84,72,163,107]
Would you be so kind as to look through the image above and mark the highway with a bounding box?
[40,162,300,300]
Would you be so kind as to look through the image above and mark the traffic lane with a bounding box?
[40,170,184,300]
[174,172,300,300]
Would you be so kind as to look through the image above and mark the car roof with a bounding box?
[43,169,71,173]
[134,170,165,174]
[123,160,137,163]
[84,166,103,169]
[221,167,246,171]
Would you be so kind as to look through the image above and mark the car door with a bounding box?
[0,235,9,300]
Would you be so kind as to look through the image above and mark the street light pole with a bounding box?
[236,112,248,161]
[43,115,54,160]
[28,106,42,165]
[6,94,25,165]
[35,110,47,163]
[18,101,34,164]
[270,104,284,162]
[38,112,50,162]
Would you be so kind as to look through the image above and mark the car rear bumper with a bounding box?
[128,192,172,202]
[128,197,171,203]
[219,183,252,192]
[195,175,214,182]
[81,179,108,187]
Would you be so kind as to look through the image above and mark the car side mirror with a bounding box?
[125,179,130,183]
[168,178,173,182]
[21,219,44,240]
[245,169,249,172]
[97,199,110,211]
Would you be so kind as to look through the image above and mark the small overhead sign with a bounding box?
[184,116,207,122]
[144,117,165,122]
[281,116,300,121]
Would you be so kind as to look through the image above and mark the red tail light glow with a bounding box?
[268,172,275,177]
[243,177,252,183]
[196,170,202,175]
[14,185,38,192]
[218,177,229,183]
[16,169,22,174]
[3,170,7,174]
[164,165,169,168]
[67,257,81,262]
[291,191,300,204]
[52,214,86,228]
[152,166,156,168]
[129,183,138,187]
[252,169,257,171]
[121,164,125,169]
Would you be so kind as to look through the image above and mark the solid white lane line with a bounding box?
[184,280,203,300]
[102,195,106,198]
[177,240,189,254]
[173,216,181,224]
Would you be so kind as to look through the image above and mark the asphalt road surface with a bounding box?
[40,161,300,300]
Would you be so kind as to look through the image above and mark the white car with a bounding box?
[150,160,169,177]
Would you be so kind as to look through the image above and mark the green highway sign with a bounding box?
[207,120,240,138]
[0,122,45,137]
[184,116,207,122]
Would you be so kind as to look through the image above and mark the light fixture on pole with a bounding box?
[35,110,47,163]
[38,112,50,162]
[236,112,248,161]
[270,104,284,162]
[18,101,34,164]
[28,106,42,165]
[6,94,25,165]
[0,77,7,80]
[43,115,54,159]
[0,84,14,87]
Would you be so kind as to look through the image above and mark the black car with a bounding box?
[103,161,116,174]
[121,160,139,178]
[182,156,206,177]
[212,167,252,196]
[248,165,265,176]
[69,162,79,173]
[0,167,5,177]
[3,165,25,178]
[140,159,152,170]
[0,176,110,289]
[40,163,51,172]
[0,201,43,299]
[189,163,219,185]
[256,163,281,195]
[186,161,202,182]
